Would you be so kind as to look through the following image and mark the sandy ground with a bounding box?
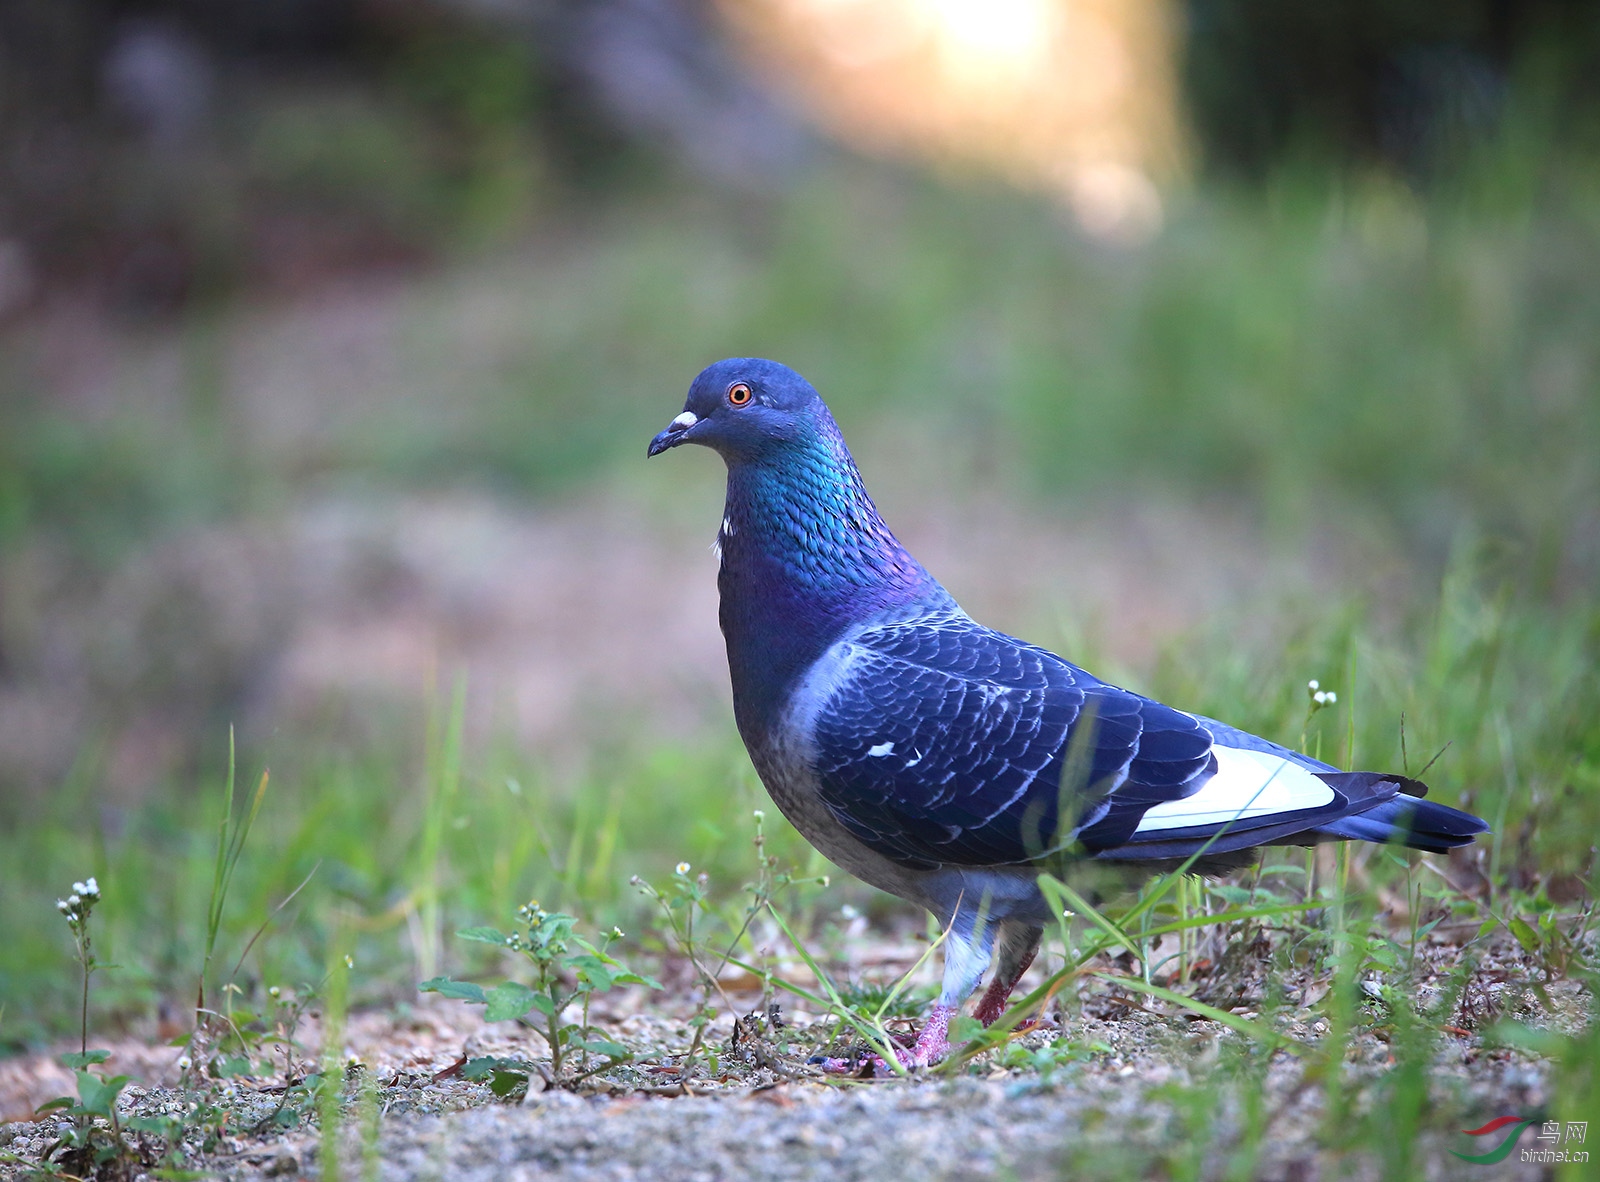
[1,927,1588,1181]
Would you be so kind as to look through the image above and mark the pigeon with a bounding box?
[648,357,1488,1069]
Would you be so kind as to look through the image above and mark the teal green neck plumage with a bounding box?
[717,412,951,738]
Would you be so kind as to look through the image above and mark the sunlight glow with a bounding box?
[721,0,1185,243]
[926,0,1054,74]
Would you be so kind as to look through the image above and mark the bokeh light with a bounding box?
[724,0,1184,240]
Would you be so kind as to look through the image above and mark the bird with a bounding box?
[647,357,1488,1069]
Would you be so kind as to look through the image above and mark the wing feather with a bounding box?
[805,612,1215,868]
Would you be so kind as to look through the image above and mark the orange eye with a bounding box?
[727,382,752,406]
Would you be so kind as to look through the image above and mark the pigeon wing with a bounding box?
[805,614,1218,869]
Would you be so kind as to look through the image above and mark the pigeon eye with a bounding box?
[727,382,752,406]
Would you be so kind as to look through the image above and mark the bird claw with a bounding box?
[813,1007,953,1077]
[815,1049,936,1078]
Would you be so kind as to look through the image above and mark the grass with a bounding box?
[0,105,1596,1178]
[0,561,1590,1033]
[2,105,1597,574]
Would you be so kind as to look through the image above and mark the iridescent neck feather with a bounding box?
[716,412,951,736]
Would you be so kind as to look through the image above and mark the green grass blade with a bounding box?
[757,905,905,1073]
[1088,973,1302,1053]
[1038,875,1140,961]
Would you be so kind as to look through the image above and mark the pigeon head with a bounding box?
[648,358,951,727]
[647,358,827,464]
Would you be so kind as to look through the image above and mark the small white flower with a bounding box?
[1314,691,1328,705]
[57,899,71,913]
[68,894,81,907]
[84,877,99,897]
[752,809,765,821]
[177,1055,192,1071]
[676,862,691,875]
[611,927,625,939]
[1307,679,1319,691]
[1325,691,1337,704]
[268,985,281,998]
[840,904,860,920]
[343,954,355,970]
[72,881,87,896]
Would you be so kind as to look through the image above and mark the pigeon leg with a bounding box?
[899,1002,954,1068]
[820,908,996,1076]
[885,907,996,1072]
[973,922,1043,1027]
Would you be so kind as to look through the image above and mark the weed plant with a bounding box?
[420,901,661,1091]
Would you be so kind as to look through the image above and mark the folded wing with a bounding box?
[804,613,1484,870]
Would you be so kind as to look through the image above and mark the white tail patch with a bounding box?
[1132,745,1334,834]
[867,742,896,757]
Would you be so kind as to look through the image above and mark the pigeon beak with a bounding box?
[648,409,699,457]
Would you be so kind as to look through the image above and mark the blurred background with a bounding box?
[1,0,1598,1045]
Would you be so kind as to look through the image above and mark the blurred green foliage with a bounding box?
[1182,0,1600,173]
[5,123,1598,580]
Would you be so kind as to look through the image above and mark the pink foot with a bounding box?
[818,1005,955,1077]
[887,1004,951,1073]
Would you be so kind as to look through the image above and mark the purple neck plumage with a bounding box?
[716,412,950,738]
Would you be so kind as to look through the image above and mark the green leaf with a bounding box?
[488,1069,529,1097]
[215,1055,253,1079]
[419,977,487,1004]
[34,1096,74,1115]
[613,971,664,990]
[574,1037,630,1060]
[484,981,538,1023]
[568,955,615,991]
[75,1072,130,1118]
[62,1050,112,1069]
[1365,943,1400,969]
[126,1115,181,1136]
[1206,884,1257,906]
[948,1015,985,1043]
[527,992,558,1017]
[531,914,577,950]
[456,926,508,946]
[461,1056,531,1096]
[1507,917,1541,953]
